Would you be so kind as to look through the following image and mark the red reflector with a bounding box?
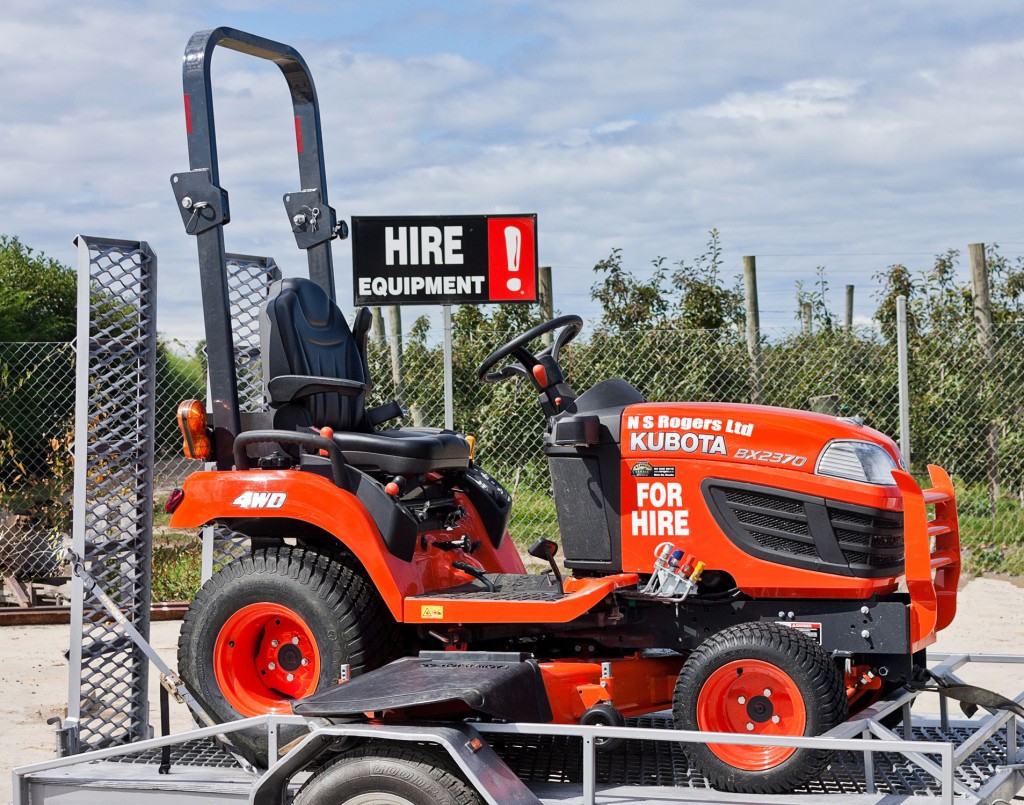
[165,488,185,514]
[294,116,304,153]
[184,94,192,135]
[532,364,548,387]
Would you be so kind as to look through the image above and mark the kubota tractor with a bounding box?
[167,28,961,795]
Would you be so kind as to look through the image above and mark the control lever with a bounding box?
[528,538,563,588]
[451,561,495,593]
[433,534,479,553]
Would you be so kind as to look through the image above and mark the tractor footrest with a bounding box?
[416,572,564,601]
[292,651,553,722]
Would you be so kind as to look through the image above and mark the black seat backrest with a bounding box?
[261,277,369,432]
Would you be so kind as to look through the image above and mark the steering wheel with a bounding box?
[477,315,583,383]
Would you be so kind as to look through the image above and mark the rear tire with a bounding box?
[673,622,847,794]
[293,744,482,805]
[177,546,399,767]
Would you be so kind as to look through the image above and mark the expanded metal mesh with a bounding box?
[204,255,281,574]
[489,714,1020,796]
[0,341,75,584]
[67,236,157,751]
[227,254,281,413]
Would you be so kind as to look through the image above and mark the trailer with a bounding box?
[12,651,1024,804]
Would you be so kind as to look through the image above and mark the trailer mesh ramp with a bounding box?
[488,714,1022,796]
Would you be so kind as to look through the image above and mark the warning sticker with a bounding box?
[420,605,444,620]
[777,621,823,644]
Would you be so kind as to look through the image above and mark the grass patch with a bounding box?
[507,485,559,552]
[152,542,202,602]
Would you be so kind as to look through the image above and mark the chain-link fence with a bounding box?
[3,319,1023,595]
[0,342,75,594]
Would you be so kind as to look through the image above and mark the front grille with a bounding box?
[705,480,905,578]
[754,533,819,556]
[724,488,804,514]
[735,508,811,535]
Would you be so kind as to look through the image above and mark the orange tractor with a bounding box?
[167,28,960,794]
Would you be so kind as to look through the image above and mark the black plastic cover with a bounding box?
[292,652,552,723]
[459,465,512,548]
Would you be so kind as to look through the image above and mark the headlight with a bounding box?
[816,440,898,485]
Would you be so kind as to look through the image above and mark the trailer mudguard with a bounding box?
[169,468,421,620]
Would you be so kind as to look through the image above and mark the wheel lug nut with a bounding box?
[738,696,746,704]
[270,639,279,647]
[763,688,772,697]
[772,715,780,724]
[746,722,754,731]
[268,662,276,670]
[292,636,300,645]
[301,658,309,666]
[287,673,294,682]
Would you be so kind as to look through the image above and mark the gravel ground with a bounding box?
[2,576,1023,804]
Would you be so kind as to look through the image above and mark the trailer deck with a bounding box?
[14,653,1024,805]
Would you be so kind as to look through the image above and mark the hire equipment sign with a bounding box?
[352,215,538,306]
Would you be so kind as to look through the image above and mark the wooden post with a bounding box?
[370,306,386,347]
[801,302,812,335]
[970,242,998,511]
[845,285,854,331]
[386,305,403,401]
[742,256,762,403]
[970,243,993,356]
[538,265,554,346]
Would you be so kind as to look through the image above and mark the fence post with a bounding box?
[742,256,762,403]
[370,306,386,347]
[845,284,854,331]
[801,302,813,335]
[970,242,998,511]
[386,305,404,401]
[896,295,911,465]
[539,265,554,346]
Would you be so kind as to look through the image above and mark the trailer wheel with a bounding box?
[293,744,482,805]
[178,546,399,766]
[673,622,847,794]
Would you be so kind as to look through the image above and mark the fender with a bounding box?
[170,469,423,620]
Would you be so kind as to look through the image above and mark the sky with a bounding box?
[4,0,1024,340]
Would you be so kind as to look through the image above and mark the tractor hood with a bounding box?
[620,402,904,482]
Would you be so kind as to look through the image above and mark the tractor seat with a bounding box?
[328,428,470,475]
[260,277,470,475]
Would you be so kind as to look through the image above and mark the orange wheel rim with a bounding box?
[696,659,806,770]
[213,603,321,717]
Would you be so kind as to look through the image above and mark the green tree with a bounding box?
[590,230,743,334]
[670,229,744,331]
[0,236,76,342]
[590,248,669,332]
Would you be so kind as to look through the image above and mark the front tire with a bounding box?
[178,546,399,766]
[293,744,482,805]
[673,622,847,794]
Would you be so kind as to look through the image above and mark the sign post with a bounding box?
[352,214,538,428]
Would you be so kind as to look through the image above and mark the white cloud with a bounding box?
[3,1,1024,340]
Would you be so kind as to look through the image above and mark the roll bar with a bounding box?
[170,27,344,468]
